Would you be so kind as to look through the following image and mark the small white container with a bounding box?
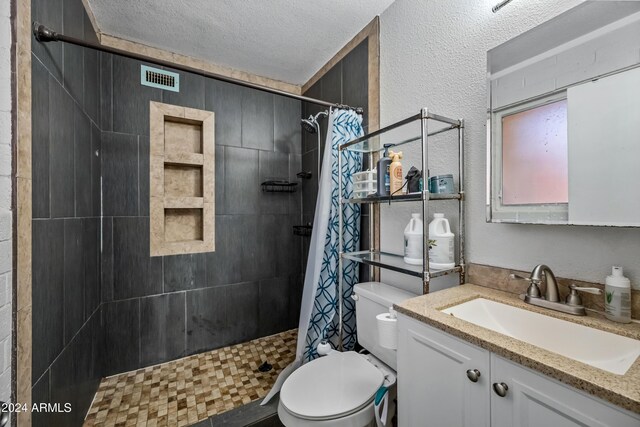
[353,169,377,182]
[428,213,455,270]
[353,179,377,198]
[353,190,371,199]
[404,213,423,265]
[605,266,631,323]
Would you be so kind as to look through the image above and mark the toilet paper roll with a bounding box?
[376,313,398,350]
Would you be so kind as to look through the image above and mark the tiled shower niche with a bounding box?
[150,102,215,256]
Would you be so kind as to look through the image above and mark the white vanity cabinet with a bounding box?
[397,314,640,427]
[397,314,490,427]
[490,355,640,427]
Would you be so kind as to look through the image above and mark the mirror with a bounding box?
[487,1,640,226]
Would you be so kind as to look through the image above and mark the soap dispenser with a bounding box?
[605,266,631,323]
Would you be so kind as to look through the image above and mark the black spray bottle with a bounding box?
[377,144,393,196]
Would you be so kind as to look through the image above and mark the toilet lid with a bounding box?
[280,352,384,420]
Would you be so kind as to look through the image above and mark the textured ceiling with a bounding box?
[85,0,396,85]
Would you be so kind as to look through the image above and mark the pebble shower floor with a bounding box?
[83,329,297,426]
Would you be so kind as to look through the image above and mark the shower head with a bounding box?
[301,110,329,134]
[301,118,318,134]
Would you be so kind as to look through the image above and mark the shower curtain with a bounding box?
[262,108,363,404]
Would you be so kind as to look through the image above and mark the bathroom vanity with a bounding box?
[394,285,640,427]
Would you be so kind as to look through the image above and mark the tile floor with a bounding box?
[84,329,297,426]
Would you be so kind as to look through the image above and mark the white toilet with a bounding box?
[278,282,416,427]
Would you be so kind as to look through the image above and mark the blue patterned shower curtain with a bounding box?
[261,109,363,405]
[301,109,363,360]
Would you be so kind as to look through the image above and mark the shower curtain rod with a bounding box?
[33,23,364,114]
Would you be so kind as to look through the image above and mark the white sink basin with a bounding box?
[442,298,640,375]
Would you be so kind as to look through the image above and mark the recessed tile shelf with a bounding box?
[150,102,215,256]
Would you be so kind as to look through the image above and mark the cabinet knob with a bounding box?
[493,382,509,397]
[466,369,481,382]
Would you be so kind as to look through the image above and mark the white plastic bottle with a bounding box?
[428,213,455,270]
[605,266,631,323]
[404,214,423,265]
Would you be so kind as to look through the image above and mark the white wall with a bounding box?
[0,0,12,405]
[379,0,640,289]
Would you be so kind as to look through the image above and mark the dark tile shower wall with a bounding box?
[301,40,370,279]
[30,0,362,423]
[31,0,103,425]
[99,56,304,375]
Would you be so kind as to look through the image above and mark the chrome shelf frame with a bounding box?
[342,250,463,279]
[342,192,461,204]
[337,108,465,347]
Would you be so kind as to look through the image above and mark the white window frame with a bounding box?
[489,92,569,224]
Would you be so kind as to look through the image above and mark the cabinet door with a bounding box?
[397,314,490,427]
[491,355,640,427]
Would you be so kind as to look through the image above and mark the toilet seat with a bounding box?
[280,351,384,421]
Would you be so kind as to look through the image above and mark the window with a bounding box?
[490,93,569,222]
[501,99,568,205]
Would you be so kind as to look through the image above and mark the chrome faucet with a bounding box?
[511,265,601,316]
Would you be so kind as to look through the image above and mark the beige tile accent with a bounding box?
[395,285,640,413]
[16,177,32,311]
[16,0,32,179]
[16,306,32,426]
[164,166,203,198]
[165,153,204,166]
[16,0,33,422]
[150,197,165,245]
[183,106,212,122]
[202,203,214,251]
[150,102,167,156]
[164,209,203,242]
[164,197,204,210]
[150,156,165,197]
[150,102,215,257]
[84,329,297,427]
[467,263,640,319]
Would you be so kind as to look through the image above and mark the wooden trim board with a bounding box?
[366,18,382,280]
[15,0,32,423]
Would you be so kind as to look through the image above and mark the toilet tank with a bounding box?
[353,282,416,370]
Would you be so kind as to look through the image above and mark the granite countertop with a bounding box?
[394,283,640,414]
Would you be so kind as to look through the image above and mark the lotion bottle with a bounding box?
[389,151,403,195]
[605,266,631,323]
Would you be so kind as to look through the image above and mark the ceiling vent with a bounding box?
[141,65,180,92]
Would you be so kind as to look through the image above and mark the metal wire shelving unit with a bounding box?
[337,108,465,345]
